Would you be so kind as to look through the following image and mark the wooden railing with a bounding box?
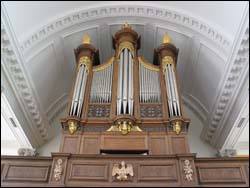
[1,154,249,187]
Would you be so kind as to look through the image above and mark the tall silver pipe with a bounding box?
[170,65,181,116]
[105,66,109,102]
[156,72,161,102]
[128,52,133,115]
[117,51,124,115]
[77,66,87,117]
[139,63,142,102]
[70,65,82,115]
[122,49,128,114]
[164,65,173,117]
[109,63,113,102]
[73,65,84,116]
[167,64,177,116]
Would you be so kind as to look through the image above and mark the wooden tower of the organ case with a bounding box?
[60,23,191,155]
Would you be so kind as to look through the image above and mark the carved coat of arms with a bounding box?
[112,161,134,180]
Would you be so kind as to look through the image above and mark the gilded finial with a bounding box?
[82,34,91,44]
[122,22,132,29]
[162,32,172,44]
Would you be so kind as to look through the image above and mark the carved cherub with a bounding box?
[112,161,134,180]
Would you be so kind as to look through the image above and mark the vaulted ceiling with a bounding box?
[1,1,249,154]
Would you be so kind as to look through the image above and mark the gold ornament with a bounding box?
[82,34,91,44]
[138,56,160,72]
[122,22,132,29]
[68,121,77,134]
[161,56,175,72]
[78,56,91,74]
[118,41,135,58]
[107,120,142,135]
[162,32,172,44]
[173,121,182,135]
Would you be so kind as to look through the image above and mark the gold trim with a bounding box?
[138,56,160,72]
[78,56,91,74]
[82,34,91,44]
[93,56,114,72]
[162,56,174,72]
[173,121,181,135]
[122,22,132,29]
[107,120,142,135]
[118,41,135,58]
[68,121,77,135]
[162,32,172,44]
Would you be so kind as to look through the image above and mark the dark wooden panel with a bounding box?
[169,135,189,154]
[80,134,100,154]
[2,164,50,182]
[138,163,178,181]
[68,162,108,181]
[100,133,148,151]
[61,135,81,154]
[197,166,246,184]
[149,135,168,155]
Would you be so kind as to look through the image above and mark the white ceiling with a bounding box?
[1,1,249,155]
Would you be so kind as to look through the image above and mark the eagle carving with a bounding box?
[112,161,134,180]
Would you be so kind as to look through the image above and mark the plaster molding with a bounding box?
[1,5,49,140]
[19,5,231,54]
[201,5,249,144]
[46,94,68,123]
[182,94,208,123]
[221,99,249,150]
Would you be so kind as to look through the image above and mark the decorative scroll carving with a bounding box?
[78,56,91,74]
[112,161,134,181]
[88,105,110,118]
[17,148,36,156]
[183,160,193,182]
[54,159,63,181]
[140,105,162,118]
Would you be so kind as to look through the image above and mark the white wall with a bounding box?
[37,105,217,157]
[183,105,217,157]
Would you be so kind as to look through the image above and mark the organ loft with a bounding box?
[1,23,248,187]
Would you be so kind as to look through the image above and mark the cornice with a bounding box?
[1,5,49,140]
[201,5,249,145]
[19,5,232,54]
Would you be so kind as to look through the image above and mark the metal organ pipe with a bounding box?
[77,65,87,117]
[128,52,133,115]
[122,49,128,114]
[139,60,161,104]
[117,50,124,115]
[164,65,173,117]
[170,65,181,116]
[116,48,134,116]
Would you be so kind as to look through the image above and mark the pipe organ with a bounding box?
[61,23,190,154]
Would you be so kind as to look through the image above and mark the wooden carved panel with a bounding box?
[140,105,162,118]
[100,133,148,151]
[68,162,108,181]
[138,163,178,181]
[2,164,50,182]
[61,135,81,154]
[88,105,110,118]
[169,135,189,154]
[80,135,100,154]
[197,166,246,184]
[149,134,169,155]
